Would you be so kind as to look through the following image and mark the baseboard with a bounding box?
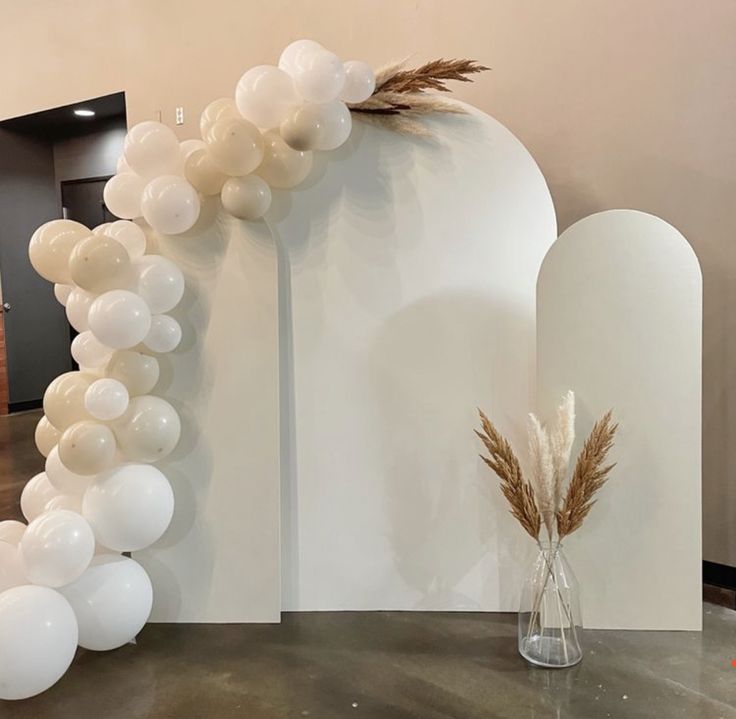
[8,399,42,413]
[703,560,736,590]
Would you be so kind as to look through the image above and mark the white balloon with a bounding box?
[106,351,160,396]
[59,555,152,651]
[19,509,95,587]
[71,331,113,368]
[204,117,264,176]
[143,315,182,353]
[92,222,112,236]
[28,219,90,284]
[65,287,96,333]
[340,60,376,103]
[292,49,346,104]
[278,39,325,76]
[199,97,240,138]
[43,371,93,430]
[221,175,272,220]
[236,65,299,129]
[82,463,174,552]
[314,100,352,151]
[69,235,131,293]
[88,289,152,350]
[116,155,131,174]
[112,395,181,462]
[257,129,313,189]
[0,585,78,700]
[141,175,201,235]
[58,421,117,476]
[85,378,130,421]
[124,121,181,178]
[184,148,227,196]
[54,283,73,306]
[180,138,206,161]
[103,172,146,219]
[134,254,185,314]
[44,494,82,514]
[21,473,59,523]
[45,446,93,495]
[0,543,26,593]
[35,416,61,458]
[281,100,352,151]
[105,220,147,260]
[0,520,26,546]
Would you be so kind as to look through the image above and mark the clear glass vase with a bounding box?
[518,542,583,668]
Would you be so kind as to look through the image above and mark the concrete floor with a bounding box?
[2,411,736,718]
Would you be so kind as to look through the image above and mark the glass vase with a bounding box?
[518,542,583,668]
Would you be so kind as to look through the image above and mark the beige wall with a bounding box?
[2,0,735,564]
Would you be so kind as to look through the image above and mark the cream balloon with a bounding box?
[44,494,82,514]
[204,117,264,176]
[92,222,112,236]
[19,509,95,587]
[84,378,130,421]
[104,220,147,260]
[278,39,325,76]
[0,520,26,546]
[0,585,78,700]
[28,219,90,284]
[134,255,185,314]
[113,395,181,462]
[292,48,346,104]
[82,463,174,552]
[65,287,96,332]
[199,97,240,137]
[54,283,73,306]
[257,129,313,189]
[180,138,206,161]
[235,65,299,129]
[0,542,26,593]
[340,60,376,103]
[69,235,131,293]
[88,290,152,349]
[123,121,181,178]
[281,100,352,152]
[35,416,61,458]
[141,175,201,235]
[106,351,160,396]
[45,446,93,495]
[21,473,59,523]
[59,555,153,651]
[103,173,146,219]
[143,315,182,353]
[221,175,272,220]
[184,148,227,195]
[71,331,113,369]
[43,371,93,430]
[58,421,117,476]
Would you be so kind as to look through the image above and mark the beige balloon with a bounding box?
[35,416,61,458]
[58,421,117,476]
[199,97,240,138]
[220,176,272,220]
[43,372,94,431]
[257,130,313,189]
[28,220,91,284]
[205,117,264,176]
[69,235,131,293]
[185,149,228,195]
[113,395,181,462]
[106,351,160,396]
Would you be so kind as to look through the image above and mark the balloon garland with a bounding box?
[0,40,487,700]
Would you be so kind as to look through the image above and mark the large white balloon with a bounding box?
[103,173,146,219]
[204,117,264,176]
[106,351,160,396]
[65,287,96,333]
[143,315,182,353]
[82,463,174,552]
[54,283,73,306]
[340,60,376,103]
[113,395,181,462]
[236,65,299,129]
[292,48,346,104]
[45,446,93,495]
[35,416,61,458]
[0,520,26,546]
[281,100,352,151]
[59,555,153,651]
[58,421,117,476]
[88,290,152,349]
[221,175,272,220]
[141,175,201,235]
[134,254,185,314]
[43,371,93,430]
[199,97,240,137]
[257,129,313,189]
[84,378,130,421]
[19,509,95,587]
[69,235,131,293]
[278,39,325,76]
[184,148,227,196]
[124,121,181,178]
[71,331,113,369]
[0,585,78,700]
[21,473,58,523]
[104,220,147,261]
[28,219,90,284]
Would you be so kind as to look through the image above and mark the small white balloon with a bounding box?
[124,121,181,178]
[88,289,152,350]
[21,473,59,523]
[104,220,147,260]
[35,416,61,458]
[141,175,201,235]
[45,446,93,495]
[44,494,82,514]
[0,585,78,700]
[58,421,117,476]
[103,172,146,219]
[65,287,96,333]
[43,371,93,430]
[281,100,352,152]
[257,129,313,189]
[199,97,240,138]
[340,60,376,103]
[292,49,346,104]
[143,315,182,353]
[236,65,300,129]
[134,254,185,314]
[113,395,181,462]
[84,378,129,421]
[221,175,272,220]
[278,39,325,76]
[0,520,26,546]
[180,138,206,161]
[28,219,91,284]
[71,331,113,369]
[82,463,174,552]
[54,283,73,306]
[204,117,264,176]
[59,554,153,651]
[69,235,131,293]
[184,148,228,196]
[106,350,160,396]
[19,509,95,587]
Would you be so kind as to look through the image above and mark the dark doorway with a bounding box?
[61,177,117,227]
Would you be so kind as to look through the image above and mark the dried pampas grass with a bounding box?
[527,414,555,540]
[550,390,576,509]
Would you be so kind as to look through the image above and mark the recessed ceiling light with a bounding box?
[74,108,95,117]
